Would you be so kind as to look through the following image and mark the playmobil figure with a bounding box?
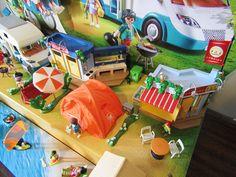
[113,9,141,47]
[14,138,31,150]
[8,0,24,14]
[62,165,87,177]
[84,0,102,28]
[83,4,89,19]
[50,150,59,165]
[3,53,14,71]
[66,117,81,138]
[4,114,16,124]
[29,0,49,16]
[14,72,24,88]
[24,0,31,6]
[158,72,167,82]
[71,166,87,177]
[3,114,17,127]
[47,0,64,14]
[162,121,173,136]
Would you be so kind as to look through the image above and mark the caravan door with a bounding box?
[109,0,122,19]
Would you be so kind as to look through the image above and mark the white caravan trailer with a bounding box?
[0,15,50,74]
[82,0,234,50]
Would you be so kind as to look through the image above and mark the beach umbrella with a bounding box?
[3,120,29,151]
[33,67,64,97]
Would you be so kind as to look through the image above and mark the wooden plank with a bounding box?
[95,70,129,86]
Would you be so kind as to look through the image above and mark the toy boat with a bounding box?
[14,143,31,151]
[3,114,16,127]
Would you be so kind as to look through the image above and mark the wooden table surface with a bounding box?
[0,62,200,177]
[151,138,170,156]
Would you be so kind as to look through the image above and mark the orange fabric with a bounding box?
[51,78,63,90]
[151,138,170,156]
[51,69,62,76]
[60,79,123,138]
[37,67,48,76]
[35,78,48,90]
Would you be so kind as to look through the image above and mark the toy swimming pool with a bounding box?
[0,101,94,177]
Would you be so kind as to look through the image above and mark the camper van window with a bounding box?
[26,45,33,50]
[21,42,44,57]
[172,0,227,7]
[13,46,19,52]
[3,33,8,38]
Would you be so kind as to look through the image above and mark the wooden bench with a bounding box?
[95,63,127,77]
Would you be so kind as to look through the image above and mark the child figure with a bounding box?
[66,117,81,138]
[14,138,31,150]
[5,114,16,123]
[71,166,87,177]
[84,0,102,28]
[162,121,173,136]
[49,150,59,166]
[8,0,24,15]
[113,9,141,47]
[14,72,24,88]
[3,53,14,71]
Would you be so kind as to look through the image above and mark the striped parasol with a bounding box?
[33,67,64,95]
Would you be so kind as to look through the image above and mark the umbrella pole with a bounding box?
[52,93,56,99]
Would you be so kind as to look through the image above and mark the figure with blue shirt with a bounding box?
[66,117,81,138]
[113,9,141,47]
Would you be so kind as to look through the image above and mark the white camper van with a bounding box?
[0,15,50,74]
[82,0,234,50]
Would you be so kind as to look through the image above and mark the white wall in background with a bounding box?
[0,1,8,17]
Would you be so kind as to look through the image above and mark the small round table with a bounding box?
[151,138,170,160]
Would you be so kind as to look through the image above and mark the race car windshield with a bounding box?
[171,0,227,7]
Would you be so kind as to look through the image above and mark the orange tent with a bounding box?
[60,79,123,138]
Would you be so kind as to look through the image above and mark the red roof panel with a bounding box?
[140,87,179,114]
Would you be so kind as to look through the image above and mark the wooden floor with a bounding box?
[0,162,14,177]
[187,108,236,177]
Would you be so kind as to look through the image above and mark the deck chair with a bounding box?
[169,139,184,158]
[140,126,155,144]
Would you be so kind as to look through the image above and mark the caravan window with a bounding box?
[13,45,19,52]
[21,42,44,57]
[111,0,118,14]
[3,33,8,38]
[172,0,227,7]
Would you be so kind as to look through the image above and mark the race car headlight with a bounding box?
[177,14,201,28]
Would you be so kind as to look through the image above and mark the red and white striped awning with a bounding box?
[140,87,179,113]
